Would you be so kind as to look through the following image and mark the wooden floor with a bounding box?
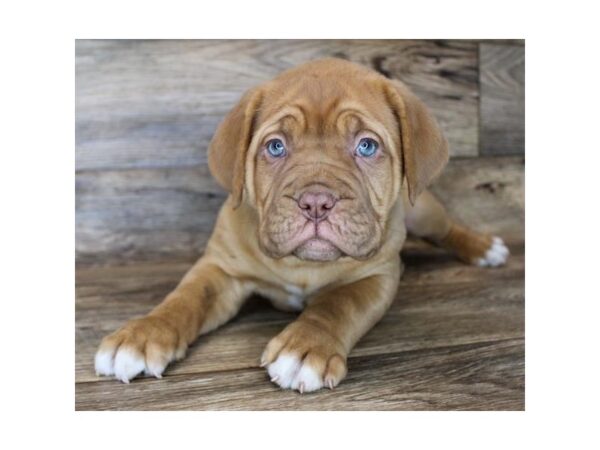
[75,156,524,410]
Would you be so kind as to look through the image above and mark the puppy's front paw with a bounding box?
[261,321,347,393]
[95,315,186,383]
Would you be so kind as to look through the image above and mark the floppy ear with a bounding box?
[208,87,263,207]
[383,80,449,205]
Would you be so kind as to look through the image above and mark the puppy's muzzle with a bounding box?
[297,189,338,222]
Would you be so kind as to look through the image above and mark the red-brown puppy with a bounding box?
[95,58,509,392]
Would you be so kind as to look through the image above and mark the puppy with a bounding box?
[94,58,509,392]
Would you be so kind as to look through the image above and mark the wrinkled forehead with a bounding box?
[254,74,395,140]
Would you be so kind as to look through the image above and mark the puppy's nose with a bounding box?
[298,191,337,220]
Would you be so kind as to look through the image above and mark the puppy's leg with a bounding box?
[261,265,400,392]
[404,190,509,267]
[95,261,251,383]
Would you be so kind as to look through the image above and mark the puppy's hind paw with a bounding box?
[442,225,510,268]
[476,236,510,267]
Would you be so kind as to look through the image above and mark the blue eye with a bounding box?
[266,139,286,157]
[355,138,378,157]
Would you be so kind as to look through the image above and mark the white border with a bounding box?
[2,0,600,448]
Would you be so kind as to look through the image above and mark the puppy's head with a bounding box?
[208,58,448,262]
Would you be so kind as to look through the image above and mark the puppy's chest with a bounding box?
[259,283,312,312]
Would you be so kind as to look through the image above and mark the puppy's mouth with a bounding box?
[286,220,344,261]
[293,237,343,261]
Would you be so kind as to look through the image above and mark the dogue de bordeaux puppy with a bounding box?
[95,58,509,393]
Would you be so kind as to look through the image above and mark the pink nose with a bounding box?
[298,191,337,220]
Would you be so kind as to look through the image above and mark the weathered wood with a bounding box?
[75,165,224,264]
[430,155,524,243]
[476,39,524,46]
[76,338,524,411]
[76,156,523,264]
[479,44,525,155]
[76,251,524,382]
[76,39,479,172]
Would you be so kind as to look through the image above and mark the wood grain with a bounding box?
[76,165,224,263]
[430,155,524,243]
[76,338,523,410]
[479,44,525,155]
[76,39,479,171]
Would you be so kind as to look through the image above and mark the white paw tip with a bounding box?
[113,349,146,384]
[291,363,323,392]
[266,354,324,392]
[94,350,115,376]
[267,354,300,389]
[477,236,510,267]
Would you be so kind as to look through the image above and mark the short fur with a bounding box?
[95,59,509,392]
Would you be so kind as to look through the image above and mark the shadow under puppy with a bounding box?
[95,58,509,393]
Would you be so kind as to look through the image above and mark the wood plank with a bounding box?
[430,155,524,243]
[476,39,524,46]
[76,40,479,172]
[76,165,224,264]
[76,247,524,383]
[76,338,524,410]
[479,44,525,155]
[76,155,523,264]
